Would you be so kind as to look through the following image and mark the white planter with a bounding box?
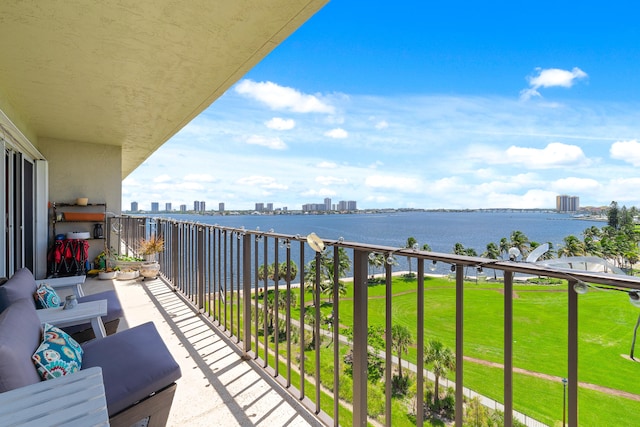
[116,270,139,280]
[98,271,117,280]
[139,262,160,279]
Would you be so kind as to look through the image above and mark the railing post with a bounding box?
[568,280,578,426]
[455,264,464,427]
[242,233,252,357]
[353,249,369,426]
[504,270,514,427]
[197,225,205,310]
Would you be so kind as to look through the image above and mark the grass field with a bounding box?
[330,274,640,426]
[221,274,640,426]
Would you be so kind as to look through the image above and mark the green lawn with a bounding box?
[213,275,640,426]
[336,275,640,425]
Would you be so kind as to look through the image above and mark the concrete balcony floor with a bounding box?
[85,274,322,427]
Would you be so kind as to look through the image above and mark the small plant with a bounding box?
[138,235,164,255]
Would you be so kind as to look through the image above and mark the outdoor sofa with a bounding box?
[0,296,182,426]
[0,268,123,342]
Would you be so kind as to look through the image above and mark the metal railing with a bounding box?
[112,215,640,427]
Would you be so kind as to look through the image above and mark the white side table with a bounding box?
[37,299,108,338]
[0,367,109,426]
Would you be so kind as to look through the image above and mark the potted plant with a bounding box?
[138,235,164,261]
[138,235,164,280]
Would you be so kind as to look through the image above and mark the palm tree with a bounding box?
[368,253,385,279]
[482,242,500,280]
[405,236,417,275]
[509,230,531,257]
[424,340,455,409]
[499,237,510,259]
[304,248,350,299]
[557,235,586,258]
[391,324,412,378]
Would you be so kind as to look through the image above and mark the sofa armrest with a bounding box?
[35,275,86,297]
[0,367,109,426]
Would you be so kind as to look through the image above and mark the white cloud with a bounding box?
[520,67,588,100]
[245,135,287,150]
[610,140,640,166]
[317,161,338,169]
[316,176,348,185]
[505,143,589,168]
[324,128,348,139]
[301,188,337,197]
[375,120,389,130]
[365,175,422,192]
[265,117,295,130]
[472,142,589,169]
[551,177,600,192]
[183,174,217,182]
[153,174,172,183]
[235,79,335,114]
[237,175,288,190]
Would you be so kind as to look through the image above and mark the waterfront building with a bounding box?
[131,201,138,212]
[180,204,187,212]
[193,200,200,212]
[324,197,332,211]
[266,203,273,212]
[151,202,159,212]
[165,202,172,212]
[255,202,264,212]
[219,202,225,212]
[557,195,580,212]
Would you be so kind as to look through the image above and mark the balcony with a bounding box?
[99,215,640,426]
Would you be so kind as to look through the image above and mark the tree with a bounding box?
[405,237,418,275]
[499,237,510,259]
[304,247,350,298]
[421,243,432,252]
[424,340,455,409]
[368,253,385,279]
[482,242,501,279]
[608,201,620,229]
[509,230,531,257]
[557,235,586,258]
[391,324,412,378]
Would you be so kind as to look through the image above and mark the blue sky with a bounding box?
[123,1,640,211]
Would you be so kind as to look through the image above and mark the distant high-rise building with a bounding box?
[180,204,187,212]
[165,202,172,211]
[266,203,273,212]
[324,198,331,211]
[151,202,159,212]
[556,195,579,212]
[347,200,357,211]
[255,203,264,212]
[194,201,200,211]
[219,202,225,212]
[200,201,206,212]
[130,201,138,212]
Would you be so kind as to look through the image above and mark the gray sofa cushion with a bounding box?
[0,268,36,312]
[0,298,42,392]
[82,321,181,416]
[0,268,123,338]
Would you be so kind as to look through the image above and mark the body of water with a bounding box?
[152,210,602,256]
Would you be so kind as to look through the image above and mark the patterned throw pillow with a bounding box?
[32,323,83,380]
[34,283,61,309]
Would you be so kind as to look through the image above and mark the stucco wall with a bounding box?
[39,138,122,263]
[39,138,122,212]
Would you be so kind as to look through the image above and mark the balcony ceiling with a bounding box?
[0,1,327,178]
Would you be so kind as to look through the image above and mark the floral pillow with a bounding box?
[34,283,61,309]
[32,323,83,380]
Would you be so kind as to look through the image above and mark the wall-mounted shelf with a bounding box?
[48,202,106,276]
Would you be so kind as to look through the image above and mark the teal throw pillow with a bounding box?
[32,323,83,380]
[34,283,61,309]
